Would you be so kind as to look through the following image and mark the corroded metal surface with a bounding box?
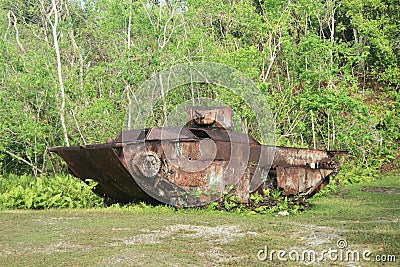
[272,147,340,196]
[49,144,157,204]
[186,106,232,129]
[50,106,344,207]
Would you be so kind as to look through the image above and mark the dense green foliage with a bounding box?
[0,173,302,212]
[0,174,102,209]
[0,0,398,205]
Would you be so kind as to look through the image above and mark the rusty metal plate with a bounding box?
[186,106,232,129]
[276,166,333,195]
[49,105,344,208]
[200,128,258,144]
[273,147,330,167]
[115,129,145,142]
[50,144,155,203]
[146,127,195,140]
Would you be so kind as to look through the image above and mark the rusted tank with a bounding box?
[50,106,344,207]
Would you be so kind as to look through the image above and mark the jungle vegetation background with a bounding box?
[0,0,398,204]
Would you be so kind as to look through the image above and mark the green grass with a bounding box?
[0,172,399,266]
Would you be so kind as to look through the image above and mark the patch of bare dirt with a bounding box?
[104,224,256,266]
[361,187,400,194]
[290,223,346,248]
[100,249,198,267]
[0,241,88,256]
[288,223,370,267]
[116,224,256,246]
[381,151,400,173]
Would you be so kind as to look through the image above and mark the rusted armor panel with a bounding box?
[50,144,156,204]
[50,106,344,207]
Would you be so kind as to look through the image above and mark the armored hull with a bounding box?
[50,107,343,207]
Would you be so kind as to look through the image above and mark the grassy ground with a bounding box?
[0,172,399,267]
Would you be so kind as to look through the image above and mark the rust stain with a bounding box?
[49,106,344,207]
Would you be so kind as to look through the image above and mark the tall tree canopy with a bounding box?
[0,0,398,178]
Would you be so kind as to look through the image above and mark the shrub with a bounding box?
[0,174,102,210]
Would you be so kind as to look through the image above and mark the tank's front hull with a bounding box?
[50,136,340,207]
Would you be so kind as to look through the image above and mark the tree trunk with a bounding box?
[50,0,69,146]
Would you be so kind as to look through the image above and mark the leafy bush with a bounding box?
[205,189,305,215]
[0,174,102,210]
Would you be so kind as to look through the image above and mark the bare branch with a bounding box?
[127,0,133,50]
[4,10,12,41]
[50,0,70,146]
[70,109,86,145]
[6,10,26,53]
[4,149,44,174]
